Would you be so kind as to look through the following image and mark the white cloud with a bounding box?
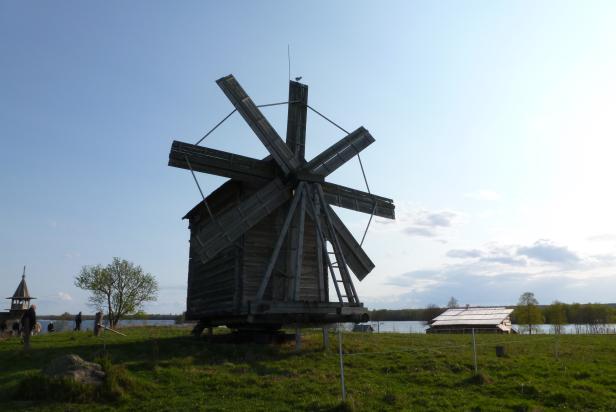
[517,240,580,264]
[447,249,482,258]
[588,234,616,242]
[464,190,501,201]
[57,292,72,301]
[369,238,616,308]
[414,211,457,228]
[374,202,461,238]
[404,227,436,237]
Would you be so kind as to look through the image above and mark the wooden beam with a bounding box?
[316,185,359,304]
[305,185,343,303]
[285,81,308,161]
[255,183,306,302]
[194,178,291,263]
[169,140,275,183]
[314,193,326,302]
[292,194,306,300]
[216,75,299,175]
[326,205,375,281]
[321,181,395,219]
[303,127,374,177]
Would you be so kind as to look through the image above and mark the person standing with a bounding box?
[21,304,37,334]
[22,304,36,350]
[74,311,82,331]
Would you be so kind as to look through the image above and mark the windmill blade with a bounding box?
[285,80,308,160]
[193,178,291,263]
[326,205,375,281]
[169,140,275,183]
[304,193,376,281]
[216,75,300,175]
[321,182,395,219]
[304,127,374,177]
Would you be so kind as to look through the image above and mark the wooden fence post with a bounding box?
[295,324,302,353]
[322,326,329,349]
[338,324,346,401]
[23,317,30,351]
[472,328,478,374]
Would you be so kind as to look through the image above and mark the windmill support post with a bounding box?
[307,195,343,303]
[255,183,305,302]
[322,325,330,349]
[295,324,302,353]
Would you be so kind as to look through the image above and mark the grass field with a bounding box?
[1,326,616,411]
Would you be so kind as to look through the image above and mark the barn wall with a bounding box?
[185,182,243,319]
[186,240,239,319]
[241,206,326,304]
[241,209,283,302]
[184,179,331,320]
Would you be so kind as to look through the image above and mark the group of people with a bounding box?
[0,304,39,337]
[1,309,105,345]
[1,308,87,337]
[46,311,83,334]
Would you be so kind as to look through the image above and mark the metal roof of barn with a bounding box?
[430,307,512,326]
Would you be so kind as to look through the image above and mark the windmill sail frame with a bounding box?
[169,75,395,330]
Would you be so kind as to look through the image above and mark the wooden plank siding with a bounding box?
[186,241,238,319]
[185,179,350,325]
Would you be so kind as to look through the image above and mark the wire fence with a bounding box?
[356,321,616,335]
[329,324,614,402]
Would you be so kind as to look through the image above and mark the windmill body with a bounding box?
[169,75,395,331]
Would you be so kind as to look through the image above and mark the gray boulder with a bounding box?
[43,354,105,385]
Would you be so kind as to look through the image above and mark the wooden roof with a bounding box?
[7,275,34,300]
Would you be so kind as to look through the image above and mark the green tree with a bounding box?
[515,292,543,334]
[75,257,158,328]
[447,296,459,309]
[545,301,567,334]
[423,304,444,321]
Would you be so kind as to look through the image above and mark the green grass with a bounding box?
[1,327,616,411]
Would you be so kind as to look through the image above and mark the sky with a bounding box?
[2,1,616,314]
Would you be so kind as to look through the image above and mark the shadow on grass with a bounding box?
[0,329,316,392]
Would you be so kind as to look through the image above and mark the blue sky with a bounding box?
[2,1,616,314]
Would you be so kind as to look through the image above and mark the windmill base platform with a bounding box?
[188,302,369,332]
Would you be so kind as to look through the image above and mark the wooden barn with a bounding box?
[169,75,395,332]
[426,307,514,334]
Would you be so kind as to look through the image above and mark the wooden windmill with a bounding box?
[168,75,395,331]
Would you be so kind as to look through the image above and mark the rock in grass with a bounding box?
[43,354,105,386]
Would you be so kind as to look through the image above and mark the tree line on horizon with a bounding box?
[369,293,616,331]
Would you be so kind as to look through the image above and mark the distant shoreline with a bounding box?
[38,314,183,321]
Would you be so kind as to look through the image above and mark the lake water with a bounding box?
[34,319,616,335]
[37,319,178,334]
[347,321,616,334]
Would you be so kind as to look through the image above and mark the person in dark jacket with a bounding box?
[12,321,20,336]
[74,311,82,331]
[21,304,36,334]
